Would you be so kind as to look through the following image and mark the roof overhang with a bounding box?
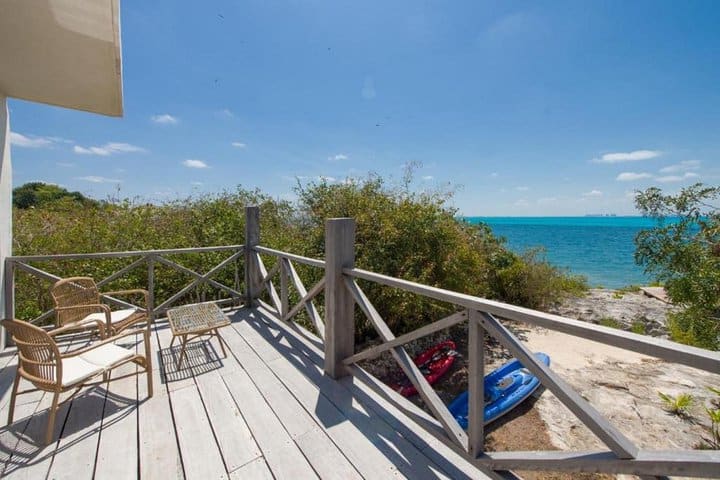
[0,0,123,116]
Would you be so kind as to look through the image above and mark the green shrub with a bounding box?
[635,183,720,350]
[630,320,648,335]
[599,317,621,329]
[12,177,588,340]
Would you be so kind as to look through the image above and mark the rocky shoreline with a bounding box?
[530,288,719,474]
[550,287,677,338]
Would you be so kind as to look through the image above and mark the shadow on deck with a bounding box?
[0,305,493,479]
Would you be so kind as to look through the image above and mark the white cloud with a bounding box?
[514,199,529,207]
[217,109,235,118]
[151,114,179,125]
[515,186,529,191]
[656,172,700,183]
[489,172,499,178]
[594,150,661,164]
[421,175,434,181]
[659,160,700,173]
[231,142,246,148]
[616,172,653,182]
[361,76,376,99]
[10,132,54,148]
[191,181,204,186]
[582,189,603,197]
[76,176,121,183]
[48,136,74,144]
[182,159,209,169]
[74,142,146,156]
[328,154,348,161]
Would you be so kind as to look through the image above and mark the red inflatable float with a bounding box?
[393,340,459,397]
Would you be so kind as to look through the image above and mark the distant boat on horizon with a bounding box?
[584,213,617,217]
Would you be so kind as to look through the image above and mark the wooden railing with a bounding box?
[316,217,720,478]
[340,267,720,477]
[3,245,245,329]
[254,245,326,339]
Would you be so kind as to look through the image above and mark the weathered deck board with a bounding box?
[170,385,228,480]
[222,368,319,479]
[94,345,140,480]
[45,387,106,480]
[221,324,362,479]
[138,324,184,480]
[154,321,227,480]
[229,456,274,480]
[195,372,261,472]
[235,316,471,480]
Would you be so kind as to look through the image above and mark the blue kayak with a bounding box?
[448,352,550,428]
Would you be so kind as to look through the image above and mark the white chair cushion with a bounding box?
[82,308,138,325]
[79,343,134,369]
[61,357,103,387]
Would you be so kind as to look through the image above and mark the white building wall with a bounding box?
[0,95,12,349]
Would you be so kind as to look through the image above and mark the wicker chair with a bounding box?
[50,277,150,337]
[1,319,153,445]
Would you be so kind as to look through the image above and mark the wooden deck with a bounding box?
[0,305,494,480]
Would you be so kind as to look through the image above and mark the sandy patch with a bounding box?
[523,327,651,370]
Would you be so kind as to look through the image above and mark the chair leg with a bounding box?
[45,392,60,445]
[7,371,21,425]
[144,328,154,397]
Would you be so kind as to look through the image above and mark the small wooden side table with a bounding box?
[166,302,231,369]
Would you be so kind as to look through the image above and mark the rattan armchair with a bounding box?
[51,277,150,337]
[1,319,153,445]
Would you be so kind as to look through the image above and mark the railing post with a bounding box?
[280,258,289,318]
[2,259,14,347]
[147,255,155,322]
[468,309,485,457]
[244,206,260,308]
[324,218,356,379]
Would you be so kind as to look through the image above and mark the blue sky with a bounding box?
[8,0,720,215]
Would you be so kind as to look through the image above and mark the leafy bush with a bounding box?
[12,177,587,340]
[598,317,621,329]
[295,176,586,337]
[13,182,95,209]
[634,183,720,350]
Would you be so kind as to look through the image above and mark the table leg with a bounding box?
[214,329,227,358]
[176,334,189,369]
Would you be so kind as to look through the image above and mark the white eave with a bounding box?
[0,0,123,116]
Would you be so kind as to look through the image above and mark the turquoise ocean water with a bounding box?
[463,217,661,289]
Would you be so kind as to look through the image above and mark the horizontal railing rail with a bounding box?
[8,244,243,262]
[345,267,719,373]
[4,245,246,331]
[254,245,326,268]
